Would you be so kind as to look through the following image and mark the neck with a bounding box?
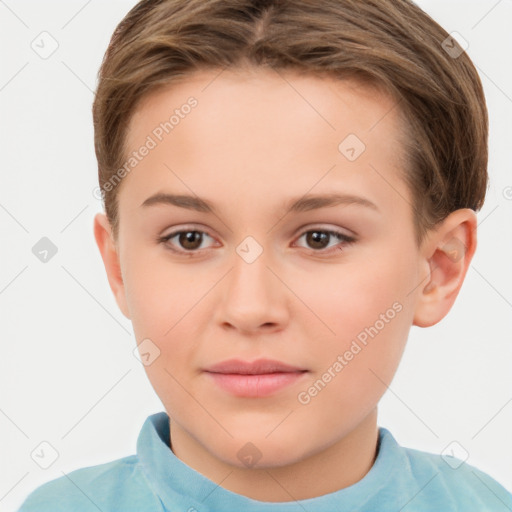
[169,407,379,502]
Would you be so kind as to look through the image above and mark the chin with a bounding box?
[212,433,311,470]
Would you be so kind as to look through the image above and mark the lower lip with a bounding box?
[204,371,307,397]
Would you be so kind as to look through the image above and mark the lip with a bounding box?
[203,358,308,398]
[205,358,306,374]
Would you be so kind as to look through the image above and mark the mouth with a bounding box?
[204,358,307,374]
[203,358,309,397]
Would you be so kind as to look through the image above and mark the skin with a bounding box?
[94,67,477,502]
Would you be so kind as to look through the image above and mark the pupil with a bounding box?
[180,231,201,249]
[308,231,328,249]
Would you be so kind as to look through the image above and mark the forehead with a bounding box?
[120,67,410,221]
[127,68,400,146]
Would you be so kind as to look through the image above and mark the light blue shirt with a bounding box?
[17,412,512,511]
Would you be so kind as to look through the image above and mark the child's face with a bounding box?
[102,68,431,468]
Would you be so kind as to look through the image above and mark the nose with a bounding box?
[215,243,289,335]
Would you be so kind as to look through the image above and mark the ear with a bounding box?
[93,212,131,319]
[413,208,477,328]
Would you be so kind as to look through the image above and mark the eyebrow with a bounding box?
[140,192,379,214]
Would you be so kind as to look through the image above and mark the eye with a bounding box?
[158,228,215,254]
[294,228,356,255]
[157,226,356,256]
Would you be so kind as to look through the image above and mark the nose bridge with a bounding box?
[230,234,274,301]
[217,234,288,330]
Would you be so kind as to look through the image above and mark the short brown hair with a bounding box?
[93,0,488,246]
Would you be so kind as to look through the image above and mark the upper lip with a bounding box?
[204,358,307,375]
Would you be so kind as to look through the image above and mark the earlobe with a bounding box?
[413,209,477,328]
[93,213,131,319]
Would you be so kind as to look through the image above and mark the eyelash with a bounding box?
[157,226,356,257]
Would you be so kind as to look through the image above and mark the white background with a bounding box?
[1,1,511,510]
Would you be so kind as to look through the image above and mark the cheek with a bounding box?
[294,248,415,388]
[124,258,205,409]
[123,251,215,369]
[122,247,198,335]
[298,253,408,340]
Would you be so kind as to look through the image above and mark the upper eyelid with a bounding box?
[162,224,353,240]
